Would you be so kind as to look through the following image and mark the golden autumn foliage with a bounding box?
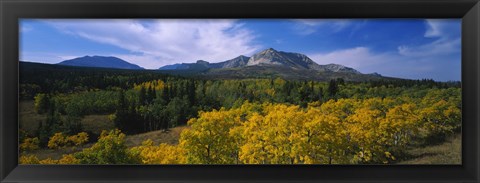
[179,109,242,164]
[238,104,307,164]
[19,154,40,164]
[20,137,40,152]
[180,91,460,164]
[20,154,80,165]
[134,80,165,91]
[67,132,89,146]
[131,139,186,164]
[47,133,67,149]
[38,154,80,164]
[47,132,89,149]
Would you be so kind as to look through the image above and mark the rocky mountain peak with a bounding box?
[196,60,210,65]
[323,63,361,74]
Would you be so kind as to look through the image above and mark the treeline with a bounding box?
[113,79,196,134]
[20,62,177,99]
[368,78,460,88]
[29,78,199,146]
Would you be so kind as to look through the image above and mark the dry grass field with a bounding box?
[19,101,47,135]
[81,114,115,134]
[397,134,461,164]
[125,126,189,147]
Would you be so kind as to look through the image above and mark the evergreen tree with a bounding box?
[34,93,50,114]
[317,87,324,102]
[328,79,339,99]
[147,86,156,104]
[139,86,147,105]
[187,79,196,105]
[162,85,170,103]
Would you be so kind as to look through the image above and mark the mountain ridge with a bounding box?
[58,56,144,70]
[156,48,389,81]
[50,49,387,81]
[159,48,361,74]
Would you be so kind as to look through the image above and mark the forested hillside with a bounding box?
[19,62,461,164]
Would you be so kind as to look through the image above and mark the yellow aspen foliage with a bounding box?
[38,158,57,164]
[385,103,420,147]
[238,104,306,164]
[48,132,89,149]
[347,107,385,163]
[66,132,89,146]
[131,139,186,164]
[20,137,40,152]
[134,79,165,91]
[178,95,461,165]
[302,107,347,164]
[57,154,80,164]
[236,113,267,164]
[179,108,243,164]
[48,132,68,149]
[419,99,460,137]
[19,154,40,164]
[320,99,358,120]
[38,154,80,164]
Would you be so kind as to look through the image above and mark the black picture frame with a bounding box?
[1,0,479,182]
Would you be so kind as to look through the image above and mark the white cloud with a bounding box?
[308,47,393,74]
[308,45,460,81]
[292,19,354,35]
[113,54,168,70]
[424,20,442,38]
[397,38,461,57]
[398,19,461,58]
[45,19,261,69]
[308,37,461,81]
[424,19,460,38]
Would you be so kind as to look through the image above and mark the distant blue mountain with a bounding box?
[57,56,144,70]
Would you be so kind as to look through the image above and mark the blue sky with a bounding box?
[20,19,461,81]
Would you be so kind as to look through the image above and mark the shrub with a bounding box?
[74,129,140,164]
[20,137,40,152]
[19,155,40,164]
[47,132,89,149]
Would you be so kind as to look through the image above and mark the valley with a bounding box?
[18,48,461,165]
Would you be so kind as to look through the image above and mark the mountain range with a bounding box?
[54,48,388,81]
[157,48,386,81]
[159,48,360,73]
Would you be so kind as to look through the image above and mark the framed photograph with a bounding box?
[1,0,479,182]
